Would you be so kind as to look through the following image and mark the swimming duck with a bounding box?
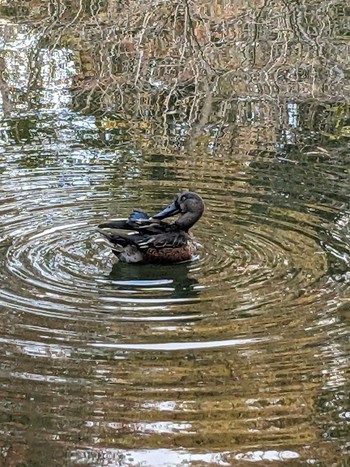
[98,191,205,264]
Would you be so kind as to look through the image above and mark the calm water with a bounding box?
[0,1,349,465]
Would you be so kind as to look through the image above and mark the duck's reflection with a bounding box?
[109,261,201,300]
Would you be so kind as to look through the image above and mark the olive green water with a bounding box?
[0,1,349,466]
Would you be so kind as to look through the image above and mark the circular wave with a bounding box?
[0,179,332,326]
[0,148,349,466]
[0,151,348,352]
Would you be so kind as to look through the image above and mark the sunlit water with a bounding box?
[0,8,350,467]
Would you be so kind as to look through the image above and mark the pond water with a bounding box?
[0,2,349,466]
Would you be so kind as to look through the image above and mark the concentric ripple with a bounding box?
[0,146,349,467]
[0,155,346,338]
[0,9,349,464]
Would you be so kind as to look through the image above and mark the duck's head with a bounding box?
[153,191,205,231]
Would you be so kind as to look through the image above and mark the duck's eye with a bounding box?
[181,195,187,202]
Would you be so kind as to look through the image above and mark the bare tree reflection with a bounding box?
[0,0,348,151]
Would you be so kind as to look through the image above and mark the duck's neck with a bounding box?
[175,212,200,231]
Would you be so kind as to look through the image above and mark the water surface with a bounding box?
[0,1,349,465]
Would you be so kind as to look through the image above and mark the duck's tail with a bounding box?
[97,228,143,263]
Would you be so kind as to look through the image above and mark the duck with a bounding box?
[97,191,205,264]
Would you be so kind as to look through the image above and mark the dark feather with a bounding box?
[98,221,132,231]
[97,191,204,263]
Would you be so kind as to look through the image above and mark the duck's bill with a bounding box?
[152,202,180,219]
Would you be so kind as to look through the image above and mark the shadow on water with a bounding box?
[108,261,201,301]
[0,1,349,466]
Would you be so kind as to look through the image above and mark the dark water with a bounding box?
[0,1,350,466]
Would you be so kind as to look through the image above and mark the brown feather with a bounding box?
[144,246,194,263]
[97,191,204,264]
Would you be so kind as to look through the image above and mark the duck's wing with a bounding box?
[98,219,130,230]
[98,210,171,235]
[98,210,149,231]
[97,229,142,251]
[136,231,189,250]
[128,210,150,222]
[98,226,188,251]
[127,210,173,234]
